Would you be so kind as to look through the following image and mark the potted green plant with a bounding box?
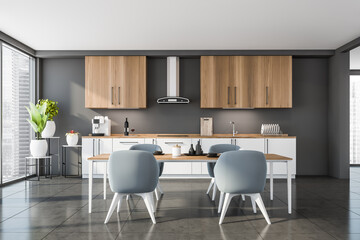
[37,99,59,138]
[25,102,49,157]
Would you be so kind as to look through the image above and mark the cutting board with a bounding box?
[200,117,213,136]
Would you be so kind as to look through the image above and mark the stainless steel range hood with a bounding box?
[157,57,190,104]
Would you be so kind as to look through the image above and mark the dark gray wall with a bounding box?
[41,57,329,176]
[328,51,350,179]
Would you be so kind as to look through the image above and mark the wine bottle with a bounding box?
[124,118,129,136]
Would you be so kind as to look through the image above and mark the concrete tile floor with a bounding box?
[0,169,359,239]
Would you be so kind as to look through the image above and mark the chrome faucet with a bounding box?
[230,121,238,136]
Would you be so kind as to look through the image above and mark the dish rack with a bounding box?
[261,124,282,135]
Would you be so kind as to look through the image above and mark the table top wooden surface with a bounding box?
[88,153,292,161]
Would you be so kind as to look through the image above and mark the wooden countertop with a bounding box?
[88,153,292,161]
[83,133,295,139]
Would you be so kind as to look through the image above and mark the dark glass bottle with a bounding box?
[124,118,129,136]
[189,144,195,155]
[195,140,203,155]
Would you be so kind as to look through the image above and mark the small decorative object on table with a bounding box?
[25,102,49,157]
[66,130,79,146]
[37,99,59,138]
[172,144,181,157]
[195,139,203,155]
[188,144,195,155]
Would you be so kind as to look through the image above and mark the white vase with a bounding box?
[30,139,48,157]
[42,121,56,138]
[66,134,79,146]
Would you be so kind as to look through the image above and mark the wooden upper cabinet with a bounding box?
[85,56,146,109]
[201,56,253,108]
[251,56,292,108]
[85,56,113,108]
[200,56,228,108]
[114,56,146,108]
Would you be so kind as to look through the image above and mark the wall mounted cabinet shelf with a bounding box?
[85,56,146,109]
[200,56,292,109]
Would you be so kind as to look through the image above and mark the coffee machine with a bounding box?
[92,116,111,136]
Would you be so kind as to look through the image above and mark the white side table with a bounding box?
[25,156,52,181]
[62,145,82,177]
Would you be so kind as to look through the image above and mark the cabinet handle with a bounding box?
[92,139,95,156]
[118,87,120,105]
[120,141,139,144]
[111,87,114,105]
[165,141,184,144]
[228,87,230,104]
[234,87,237,104]
[98,139,100,154]
[266,86,269,105]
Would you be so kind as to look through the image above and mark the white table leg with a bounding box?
[270,162,273,201]
[104,162,107,200]
[89,160,93,213]
[287,161,292,214]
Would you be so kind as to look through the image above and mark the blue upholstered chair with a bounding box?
[206,144,240,201]
[104,150,159,224]
[214,150,271,225]
[129,144,164,200]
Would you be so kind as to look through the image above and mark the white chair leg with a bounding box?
[157,183,164,195]
[206,178,214,194]
[218,191,225,213]
[219,193,234,224]
[212,180,217,201]
[241,195,245,201]
[140,193,156,224]
[253,193,271,225]
[154,188,159,201]
[104,193,120,224]
[250,195,257,213]
[126,195,129,201]
[117,196,123,213]
[149,191,156,213]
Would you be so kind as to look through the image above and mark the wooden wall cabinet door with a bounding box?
[200,56,229,108]
[85,56,146,109]
[267,56,292,108]
[85,56,114,108]
[201,56,253,109]
[114,56,147,109]
[230,56,252,108]
[252,56,292,108]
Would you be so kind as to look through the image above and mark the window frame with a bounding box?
[0,41,36,184]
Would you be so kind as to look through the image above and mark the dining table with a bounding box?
[87,153,293,214]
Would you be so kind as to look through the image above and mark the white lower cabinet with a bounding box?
[82,138,112,177]
[266,138,296,177]
[157,138,192,175]
[95,139,113,174]
[235,138,265,152]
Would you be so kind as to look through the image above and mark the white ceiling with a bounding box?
[1,0,360,51]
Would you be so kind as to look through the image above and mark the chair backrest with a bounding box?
[129,144,162,153]
[209,144,240,154]
[108,150,159,193]
[214,150,267,194]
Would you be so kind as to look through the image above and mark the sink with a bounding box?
[157,134,189,137]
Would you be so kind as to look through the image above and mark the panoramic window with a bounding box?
[1,44,35,183]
